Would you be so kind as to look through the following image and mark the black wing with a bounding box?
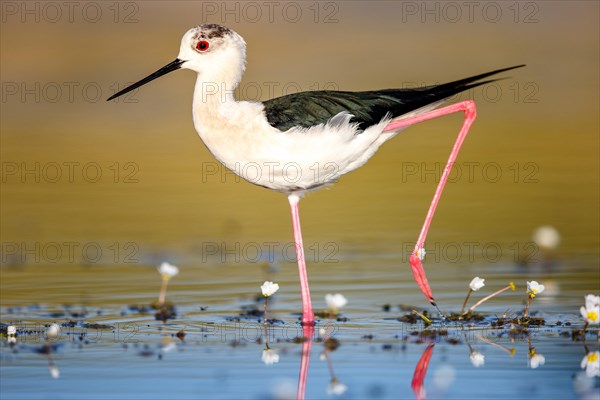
[263,65,524,131]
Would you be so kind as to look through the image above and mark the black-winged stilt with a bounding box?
[107,23,523,325]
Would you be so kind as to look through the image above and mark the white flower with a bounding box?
[325,294,347,311]
[7,325,16,336]
[47,323,60,339]
[416,247,426,261]
[158,262,179,279]
[261,348,279,365]
[580,351,600,378]
[528,353,545,369]
[526,281,545,297]
[585,294,600,308]
[470,351,485,367]
[580,294,600,324]
[327,379,347,396]
[533,226,560,250]
[261,281,279,297]
[469,277,485,292]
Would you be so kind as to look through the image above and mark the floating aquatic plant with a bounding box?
[580,294,599,333]
[522,281,545,319]
[412,310,432,325]
[261,281,279,325]
[157,262,179,306]
[46,323,60,341]
[45,324,61,379]
[261,281,279,297]
[460,277,485,314]
[463,282,516,315]
[260,281,279,356]
[7,325,16,345]
[325,294,347,318]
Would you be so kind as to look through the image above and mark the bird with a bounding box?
[107,23,524,325]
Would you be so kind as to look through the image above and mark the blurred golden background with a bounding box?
[1,1,598,306]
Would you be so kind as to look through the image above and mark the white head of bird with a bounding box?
[177,24,246,92]
[108,24,249,107]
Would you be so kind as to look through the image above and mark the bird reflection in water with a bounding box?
[297,325,314,400]
[411,343,435,400]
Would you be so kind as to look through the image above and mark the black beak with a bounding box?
[107,58,185,101]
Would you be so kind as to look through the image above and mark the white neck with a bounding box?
[191,52,245,122]
[192,76,236,110]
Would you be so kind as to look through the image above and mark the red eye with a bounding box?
[196,40,209,51]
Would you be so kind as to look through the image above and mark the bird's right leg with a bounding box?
[288,193,315,326]
[383,100,477,312]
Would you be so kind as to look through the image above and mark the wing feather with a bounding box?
[263,65,524,131]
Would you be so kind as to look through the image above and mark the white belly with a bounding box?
[193,101,393,193]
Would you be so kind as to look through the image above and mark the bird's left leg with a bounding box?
[383,100,477,313]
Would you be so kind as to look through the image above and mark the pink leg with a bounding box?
[288,193,315,325]
[383,100,477,309]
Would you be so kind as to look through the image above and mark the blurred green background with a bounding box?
[1,1,598,305]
